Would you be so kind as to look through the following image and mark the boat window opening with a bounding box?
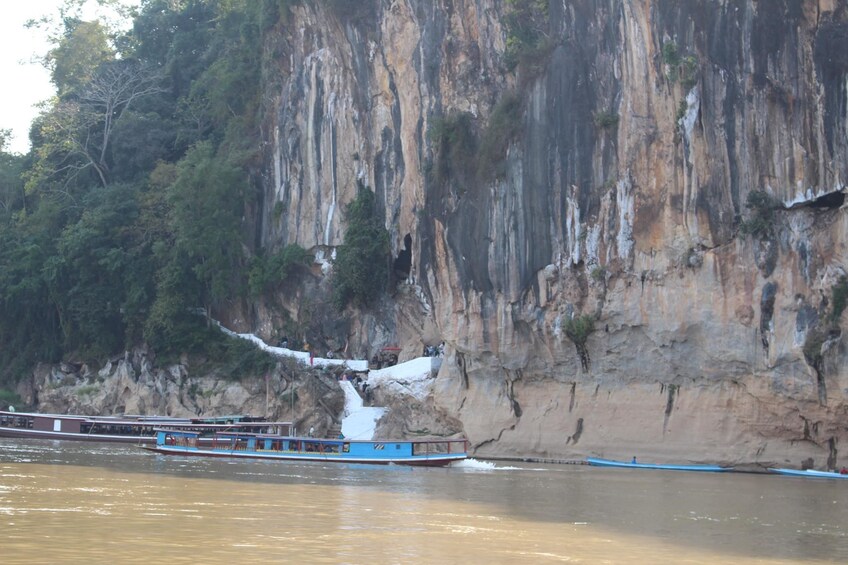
[343,443,350,453]
[412,441,454,456]
[374,443,384,450]
[176,435,194,447]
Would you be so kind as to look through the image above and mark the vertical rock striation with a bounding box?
[251,1,848,467]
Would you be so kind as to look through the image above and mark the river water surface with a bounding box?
[1,439,846,563]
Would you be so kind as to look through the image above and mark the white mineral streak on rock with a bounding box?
[565,186,581,266]
[616,177,634,261]
[274,126,283,200]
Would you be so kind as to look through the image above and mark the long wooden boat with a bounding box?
[769,468,848,480]
[142,429,468,467]
[0,409,289,445]
[586,457,732,472]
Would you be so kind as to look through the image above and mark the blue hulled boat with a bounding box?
[769,468,848,480]
[586,457,732,472]
[142,429,468,467]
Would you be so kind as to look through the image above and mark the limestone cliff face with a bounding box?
[242,1,848,467]
[27,351,345,438]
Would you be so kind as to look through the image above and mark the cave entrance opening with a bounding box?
[808,190,845,209]
[393,233,412,281]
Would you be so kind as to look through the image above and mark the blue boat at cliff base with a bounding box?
[586,457,732,472]
[143,429,468,467]
[769,468,848,480]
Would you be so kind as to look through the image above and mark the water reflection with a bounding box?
[1,439,846,563]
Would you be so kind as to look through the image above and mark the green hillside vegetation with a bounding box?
[0,0,310,386]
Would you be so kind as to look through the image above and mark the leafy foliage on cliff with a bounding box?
[429,112,478,192]
[248,244,311,297]
[739,190,780,239]
[478,92,524,181]
[802,276,848,396]
[662,42,698,89]
[564,314,595,371]
[503,0,551,73]
[0,131,25,217]
[0,0,292,384]
[830,276,848,323]
[429,90,525,191]
[331,185,390,310]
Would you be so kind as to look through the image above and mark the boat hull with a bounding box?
[141,444,464,467]
[587,457,731,472]
[769,468,848,479]
[143,429,468,467]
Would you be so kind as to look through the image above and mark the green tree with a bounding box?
[168,141,246,321]
[0,131,26,218]
[248,244,311,297]
[332,185,390,310]
[48,19,114,96]
[503,0,550,72]
[429,111,478,191]
[143,249,204,354]
[564,314,595,371]
[0,201,64,384]
[739,190,780,239]
[29,59,164,191]
[46,183,155,357]
[0,0,290,380]
[132,0,219,99]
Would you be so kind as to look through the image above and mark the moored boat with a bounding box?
[586,457,732,472]
[0,409,288,444]
[142,429,468,467]
[769,468,848,479]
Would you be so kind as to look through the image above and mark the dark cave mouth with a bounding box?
[393,233,412,278]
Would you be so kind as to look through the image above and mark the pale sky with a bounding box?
[0,0,58,154]
[0,0,138,155]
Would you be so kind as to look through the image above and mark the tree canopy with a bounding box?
[331,185,391,310]
[0,0,300,384]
